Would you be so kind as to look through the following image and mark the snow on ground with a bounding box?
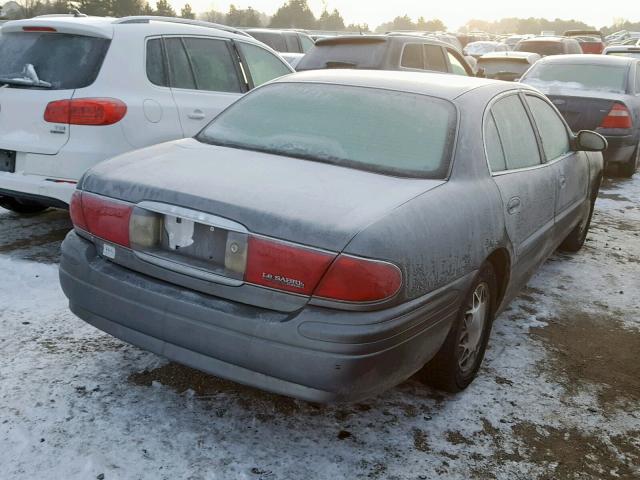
[0,176,639,480]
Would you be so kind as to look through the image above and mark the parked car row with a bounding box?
[0,15,634,403]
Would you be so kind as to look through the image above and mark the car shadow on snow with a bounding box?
[0,207,71,264]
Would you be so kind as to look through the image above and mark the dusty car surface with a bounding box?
[59,70,605,402]
[296,35,475,76]
[521,54,640,177]
[463,40,508,59]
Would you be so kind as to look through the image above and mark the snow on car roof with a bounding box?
[272,69,516,100]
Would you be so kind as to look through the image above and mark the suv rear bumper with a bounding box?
[0,171,75,207]
[59,231,469,402]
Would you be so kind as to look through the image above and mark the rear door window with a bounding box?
[248,31,287,52]
[182,37,242,93]
[525,95,571,161]
[424,45,448,72]
[299,34,315,53]
[490,94,542,170]
[485,113,507,172]
[0,32,110,89]
[401,43,424,69]
[237,42,292,87]
[165,37,196,89]
[283,32,300,53]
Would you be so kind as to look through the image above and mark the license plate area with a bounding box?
[129,203,248,285]
[0,150,16,173]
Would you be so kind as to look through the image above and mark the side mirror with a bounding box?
[575,130,608,152]
[476,67,486,78]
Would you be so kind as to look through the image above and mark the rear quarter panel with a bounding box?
[344,86,511,302]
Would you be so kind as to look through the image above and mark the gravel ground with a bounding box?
[1,175,639,480]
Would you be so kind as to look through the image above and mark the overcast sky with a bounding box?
[178,0,636,30]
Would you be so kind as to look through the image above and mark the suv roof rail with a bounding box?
[114,16,250,37]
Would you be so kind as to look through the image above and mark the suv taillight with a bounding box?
[70,192,133,247]
[600,103,632,129]
[44,98,127,126]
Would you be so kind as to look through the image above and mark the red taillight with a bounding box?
[72,192,132,247]
[44,98,127,126]
[314,255,402,303]
[69,191,87,231]
[600,103,633,129]
[23,26,57,32]
[244,236,334,295]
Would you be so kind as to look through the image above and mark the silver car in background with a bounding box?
[59,71,605,402]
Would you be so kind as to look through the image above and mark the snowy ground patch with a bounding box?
[1,176,639,479]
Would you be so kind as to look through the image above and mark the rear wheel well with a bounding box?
[486,249,510,309]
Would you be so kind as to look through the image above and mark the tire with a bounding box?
[559,177,600,253]
[421,262,497,393]
[0,196,48,214]
[618,145,638,178]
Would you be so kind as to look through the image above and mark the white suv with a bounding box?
[0,15,294,213]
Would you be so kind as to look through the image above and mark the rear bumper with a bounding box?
[0,171,75,207]
[600,133,638,164]
[59,232,468,402]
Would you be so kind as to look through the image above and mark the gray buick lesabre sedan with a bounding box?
[59,70,606,402]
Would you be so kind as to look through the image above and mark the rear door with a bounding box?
[164,35,245,137]
[0,31,110,154]
[524,93,589,242]
[485,93,557,279]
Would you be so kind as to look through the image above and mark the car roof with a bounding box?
[1,15,252,41]
[316,34,450,49]
[479,51,540,61]
[270,69,517,100]
[537,53,637,66]
[519,36,571,43]
[605,45,640,52]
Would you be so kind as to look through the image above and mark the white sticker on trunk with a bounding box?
[103,243,116,259]
[164,215,195,250]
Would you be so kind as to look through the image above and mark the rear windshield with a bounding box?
[515,41,564,56]
[0,32,110,89]
[297,42,387,70]
[197,83,456,178]
[477,59,530,76]
[606,51,640,59]
[522,63,628,93]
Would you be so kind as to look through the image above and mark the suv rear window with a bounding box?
[296,41,387,70]
[515,41,564,56]
[0,32,110,89]
[197,82,456,178]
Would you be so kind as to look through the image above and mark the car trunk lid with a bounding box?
[82,139,445,253]
[545,93,619,132]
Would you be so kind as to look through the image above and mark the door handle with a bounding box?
[187,109,206,120]
[507,197,521,215]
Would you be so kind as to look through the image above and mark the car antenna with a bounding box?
[71,8,87,17]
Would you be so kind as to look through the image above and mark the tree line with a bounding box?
[4,0,639,35]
